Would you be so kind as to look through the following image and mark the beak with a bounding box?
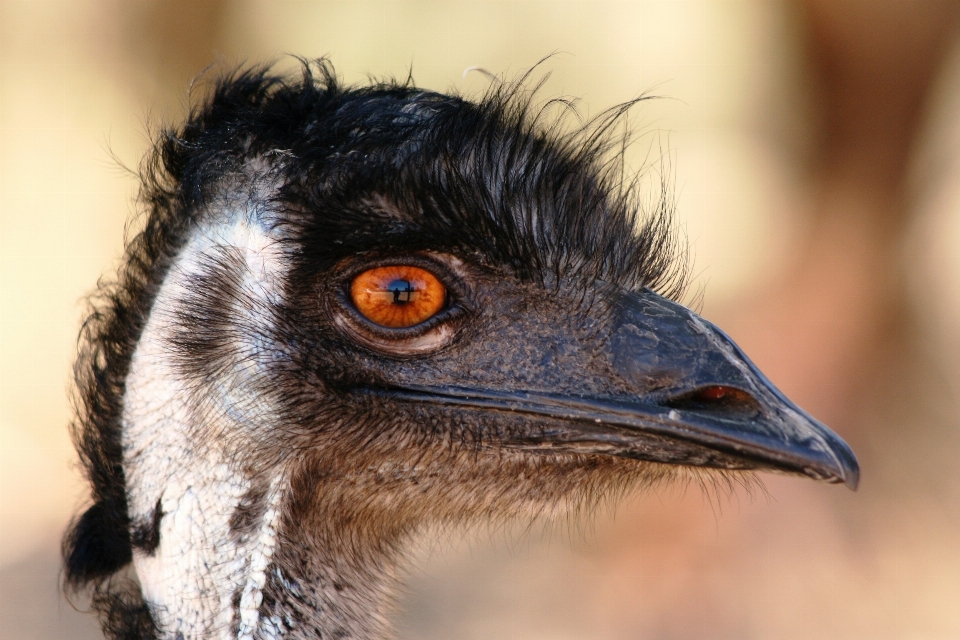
[388,290,859,489]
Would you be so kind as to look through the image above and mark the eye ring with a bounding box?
[329,254,471,356]
[350,265,447,328]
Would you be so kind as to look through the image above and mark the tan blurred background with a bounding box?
[2,1,960,638]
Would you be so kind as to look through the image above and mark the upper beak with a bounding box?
[387,290,860,489]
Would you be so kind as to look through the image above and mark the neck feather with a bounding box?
[122,208,399,639]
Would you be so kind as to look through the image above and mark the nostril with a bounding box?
[662,385,760,415]
[695,385,741,402]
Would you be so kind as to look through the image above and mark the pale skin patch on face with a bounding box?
[124,188,292,639]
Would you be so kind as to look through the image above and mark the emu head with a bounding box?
[63,62,858,640]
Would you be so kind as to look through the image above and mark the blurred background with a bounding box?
[2,1,959,638]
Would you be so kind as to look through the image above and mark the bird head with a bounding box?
[64,61,858,640]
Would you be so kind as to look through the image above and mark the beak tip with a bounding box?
[829,440,860,490]
[841,459,860,491]
[833,466,859,490]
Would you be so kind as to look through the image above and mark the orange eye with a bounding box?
[350,265,447,328]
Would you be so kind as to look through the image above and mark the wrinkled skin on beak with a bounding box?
[350,285,859,490]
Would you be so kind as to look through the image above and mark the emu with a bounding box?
[63,62,858,640]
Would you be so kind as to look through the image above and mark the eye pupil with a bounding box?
[350,266,447,328]
[387,279,415,304]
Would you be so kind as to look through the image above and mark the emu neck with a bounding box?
[126,453,398,640]
[122,212,399,639]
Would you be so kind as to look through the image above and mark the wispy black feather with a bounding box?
[62,58,684,639]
